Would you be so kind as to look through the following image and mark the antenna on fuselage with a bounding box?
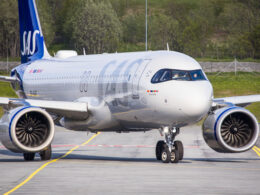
[167,43,170,51]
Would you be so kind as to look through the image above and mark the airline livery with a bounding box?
[0,0,259,163]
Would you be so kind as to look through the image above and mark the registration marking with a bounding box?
[4,133,100,195]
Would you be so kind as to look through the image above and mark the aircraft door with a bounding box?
[80,71,91,93]
[132,59,151,99]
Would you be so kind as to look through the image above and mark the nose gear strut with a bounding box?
[156,127,184,163]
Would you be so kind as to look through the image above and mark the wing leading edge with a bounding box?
[0,97,88,120]
[0,76,18,82]
[213,95,260,107]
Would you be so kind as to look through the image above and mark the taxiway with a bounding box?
[0,125,260,194]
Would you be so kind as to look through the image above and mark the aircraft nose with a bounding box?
[180,82,213,118]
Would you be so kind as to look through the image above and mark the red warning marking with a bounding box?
[52,144,78,148]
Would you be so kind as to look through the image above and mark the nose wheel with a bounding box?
[174,140,184,160]
[156,140,165,160]
[155,127,184,163]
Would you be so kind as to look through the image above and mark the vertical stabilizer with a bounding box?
[18,0,50,63]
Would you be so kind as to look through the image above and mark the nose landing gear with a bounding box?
[156,127,184,163]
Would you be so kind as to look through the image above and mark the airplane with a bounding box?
[0,0,259,163]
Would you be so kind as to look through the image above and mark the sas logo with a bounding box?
[21,30,40,56]
[29,69,43,74]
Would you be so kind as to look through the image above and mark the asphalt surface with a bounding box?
[0,125,260,195]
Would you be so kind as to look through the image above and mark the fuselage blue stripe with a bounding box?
[213,107,237,142]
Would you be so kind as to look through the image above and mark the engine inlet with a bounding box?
[221,113,253,148]
[15,112,50,147]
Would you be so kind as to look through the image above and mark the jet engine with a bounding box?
[0,106,54,153]
[203,107,259,153]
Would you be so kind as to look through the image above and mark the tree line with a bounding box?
[0,0,259,60]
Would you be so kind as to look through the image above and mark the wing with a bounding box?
[213,95,260,107]
[0,97,88,120]
[0,75,18,82]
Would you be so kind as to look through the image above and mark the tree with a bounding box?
[63,0,122,54]
[122,14,145,44]
[35,0,55,47]
[0,0,55,58]
[0,0,259,59]
[248,24,260,58]
[110,0,128,17]
[148,13,180,51]
[0,0,19,58]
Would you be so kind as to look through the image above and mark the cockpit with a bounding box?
[151,69,206,83]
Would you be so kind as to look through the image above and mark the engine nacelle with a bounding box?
[203,106,259,153]
[0,106,55,153]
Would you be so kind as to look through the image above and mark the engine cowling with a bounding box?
[0,106,55,153]
[203,106,259,153]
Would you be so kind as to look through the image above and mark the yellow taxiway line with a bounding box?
[4,133,100,195]
[253,146,260,157]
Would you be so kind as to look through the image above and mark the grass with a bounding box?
[0,82,17,116]
[207,72,260,120]
[0,72,259,120]
[207,72,260,97]
[0,82,17,97]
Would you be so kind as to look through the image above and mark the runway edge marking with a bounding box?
[252,146,260,157]
[4,133,100,195]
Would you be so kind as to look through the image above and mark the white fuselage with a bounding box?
[16,51,213,131]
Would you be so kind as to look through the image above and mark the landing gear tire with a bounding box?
[40,145,52,161]
[174,140,184,160]
[161,147,171,163]
[23,153,35,161]
[170,149,179,163]
[156,140,165,160]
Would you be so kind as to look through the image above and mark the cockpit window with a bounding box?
[172,70,190,81]
[160,70,171,82]
[190,70,205,81]
[151,69,206,83]
[151,69,164,83]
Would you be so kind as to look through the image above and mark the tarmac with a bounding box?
[0,125,260,195]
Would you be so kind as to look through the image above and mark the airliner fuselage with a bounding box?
[15,51,213,132]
